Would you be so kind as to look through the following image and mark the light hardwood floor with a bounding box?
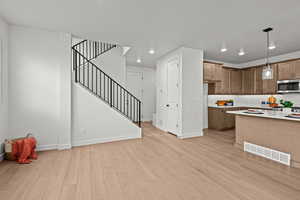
[1,123,300,200]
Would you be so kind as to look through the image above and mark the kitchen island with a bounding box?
[227,110,300,168]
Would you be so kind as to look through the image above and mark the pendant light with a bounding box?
[262,27,273,80]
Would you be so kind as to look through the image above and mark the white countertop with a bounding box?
[208,105,272,109]
[227,110,300,122]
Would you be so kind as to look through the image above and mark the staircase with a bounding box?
[72,40,141,127]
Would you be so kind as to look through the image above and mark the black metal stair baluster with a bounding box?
[95,69,98,96]
[88,62,90,88]
[78,54,81,83]
[123,89,125,113]
[134,98,136,122]
[139,101,141,127]
[110,79,112,107]
[117,85,119,111]
[126,93,129,117]
[92,65,94,92]
[83,57,85,86]
[104,75,106,101]
[100,71,102,98]
[130,96,132,121]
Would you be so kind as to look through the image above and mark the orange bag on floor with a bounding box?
[5,134,38,164]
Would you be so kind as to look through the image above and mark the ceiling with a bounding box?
[1,0,300,67]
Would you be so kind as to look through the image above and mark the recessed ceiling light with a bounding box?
[221,47,227,52]
[148,49,155,54]
[221,43,227,52]
[136,58,142,63]
[238,49,245,56]
[269,41,276,50]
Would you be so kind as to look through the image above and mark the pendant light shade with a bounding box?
[262,28,273,80]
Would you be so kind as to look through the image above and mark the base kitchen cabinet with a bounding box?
[208,107,237,130]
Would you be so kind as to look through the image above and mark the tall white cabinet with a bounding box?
[155,47,204,138]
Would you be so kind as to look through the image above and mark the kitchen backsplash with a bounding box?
[208,94,300,107]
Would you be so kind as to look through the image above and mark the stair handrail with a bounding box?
[72,40,141,127]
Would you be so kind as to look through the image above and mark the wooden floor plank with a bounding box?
[0,123,300,200]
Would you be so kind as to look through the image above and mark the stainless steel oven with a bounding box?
[277,80,300,93]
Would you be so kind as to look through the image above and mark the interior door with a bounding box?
[126,71,143,120]
[166,59,179,135]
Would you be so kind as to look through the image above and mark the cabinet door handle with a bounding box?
[166,104,170,107]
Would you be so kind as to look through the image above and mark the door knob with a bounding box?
[166,104,170,107]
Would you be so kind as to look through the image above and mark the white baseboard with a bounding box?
[72,134,142,147]
[0,153,4,162]
[178,131,203,139]
[58,143,72,150]
[37,143,72,151]
[36,144,58,151]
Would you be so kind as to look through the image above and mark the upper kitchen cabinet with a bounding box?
[215,67,231,94]
[203,62,223,82]
[230,69,242,94]
[262,64,278,94]
[294,59,300,79]
[242,68,255,94]
[254,66,264,94]
[277,59,300,80]
[278,61,295,80]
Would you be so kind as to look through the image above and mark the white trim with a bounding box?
[72,133,142,147]
[178,131,203,139]
[58,143,72,150]
[36,143,72,151]
[36,144,58,151]
[0,153,4,162]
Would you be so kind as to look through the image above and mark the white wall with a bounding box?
[181,48,204,137]
[93,47,126,85]
[156,47,204,138]
[8,26,72,150]
[126,65,156,121]
[71,84,141,146]
[0,17,9,158]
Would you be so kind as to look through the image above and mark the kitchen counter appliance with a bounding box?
[277,80,300,93]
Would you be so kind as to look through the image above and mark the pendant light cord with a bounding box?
[267,31,270,68]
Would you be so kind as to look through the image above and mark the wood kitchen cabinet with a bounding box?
[208,107,237,130]
[203,58,300,95]
[254,66,264,94]
[242,68,255,94]
[278,61,295,80]
[204,62,223,82]
[295,60,300,79]
[230,69,242,94]
[204,62,214,81]
[215,67,231,94]
[278,60,300,80]
[262,64,278,94]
